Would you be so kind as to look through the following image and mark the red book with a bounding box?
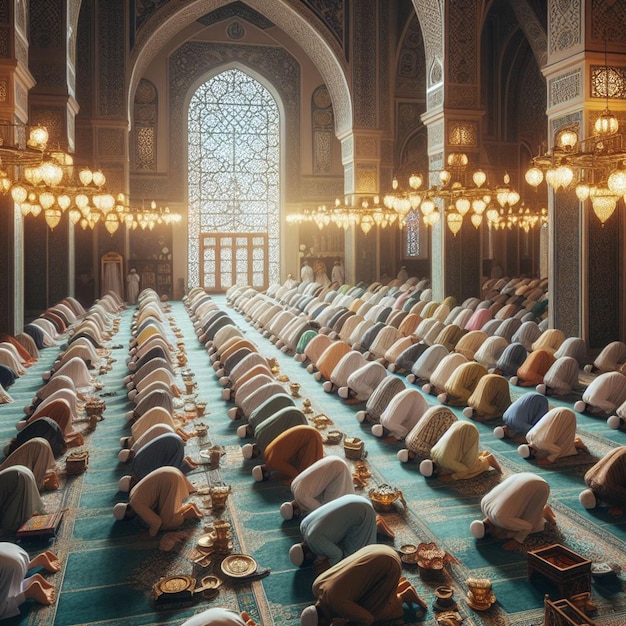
[16,511,64,538]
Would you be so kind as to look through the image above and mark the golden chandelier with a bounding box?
[0,123,182,233]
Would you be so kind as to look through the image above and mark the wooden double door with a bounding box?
[200,232,268,293]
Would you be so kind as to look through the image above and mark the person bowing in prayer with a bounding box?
[299,544,427,626]
[470,472,556,549]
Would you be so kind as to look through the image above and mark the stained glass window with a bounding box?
[188,68,280,288]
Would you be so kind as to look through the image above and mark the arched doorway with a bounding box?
[187,68,280,292]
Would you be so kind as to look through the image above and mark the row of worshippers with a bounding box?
[0,295,87,403]
[113,288,203,535]
[224,282,587,476]
[212,283,601,626]
[129,440,626,626]
[226,279,613,501]
[201,283,625,625]
[184,287,434,625]
[0,291,127,620]
[238,275,626,488]
[229,273,626,427]
[2,291,123,496]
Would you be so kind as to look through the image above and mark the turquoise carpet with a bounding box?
[1,297,626,625]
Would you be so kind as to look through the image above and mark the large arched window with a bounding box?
[187,68,280,291]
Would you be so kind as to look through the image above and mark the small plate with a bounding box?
[197,534,214,549]
[221,554,258,578]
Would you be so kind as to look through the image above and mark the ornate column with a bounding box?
[544,0,626,346]
[0,0,34,331]
[75,0,128,298]
[341,0,394,284]
[25,0,79,307]
[420,0,483,303]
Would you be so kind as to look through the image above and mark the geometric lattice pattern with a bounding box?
[187,69,280,289]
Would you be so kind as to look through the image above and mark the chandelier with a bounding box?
[287,195,398,235]
[384,152,522,236]
[122,200,183,233]
[0,123,182,233]
[524,44,626,226]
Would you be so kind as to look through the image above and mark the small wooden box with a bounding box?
[528,544,591,599]
[543,595,596,626]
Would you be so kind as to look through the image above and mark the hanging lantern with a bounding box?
[44,207,62,230]
[589,187,619,226]
[470,213,483,228]
[104,212,119,235]
[446,211,463,236]
[525,167,544,188]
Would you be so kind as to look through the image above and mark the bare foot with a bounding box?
[574,437,589,453]
[375,515,395,539]
[43,472,60,491]
[485,453,502,472]
[177,428,191,442]
[397,580,428,610]
[184,456,199,470]
[29,551,61,573]
[437,474,453,483]
[24,578,56,606]
[537,457,553,466]
[543,504,556,525]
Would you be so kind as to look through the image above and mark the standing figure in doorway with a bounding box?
[127,268,141,305]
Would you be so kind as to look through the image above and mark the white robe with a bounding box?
[291,456,354,514]
[481,472,549,543]
[526,407,578,462]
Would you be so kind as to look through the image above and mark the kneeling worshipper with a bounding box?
[0,543,60,618]
[289,494,390,568]
[227,378,286,422]
[494,392,549,440]
[117,432,198,492]
[280,456,354,520]
[370,387,430,439]
[436,361,488,406]
[470,472,556,548]
[241,406,308,460]
[462,373,512,422]
[518,407,588,465]
[181,607,260,626]
[237,393,296,438]
[421,352,468,396]
[574,371,626,416]
[300,544,427,626]
[398,405,457,464]
[579,446,626,514]
[420,421,501,481]
[121,406,191,449]
[17,397,84,448]
[493,342,528,379]
[338,360,388,402]
[355,376,406,424]
[4,417,67,459]
[0,438,59,490]
[314,343,355,386]
[113,466,202,537]
[536,355,581,396]
[252,425,323,482]
[406,344,449,385]
[510,349,555,387]
[0,466,44,533]
[586,340,626,374]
